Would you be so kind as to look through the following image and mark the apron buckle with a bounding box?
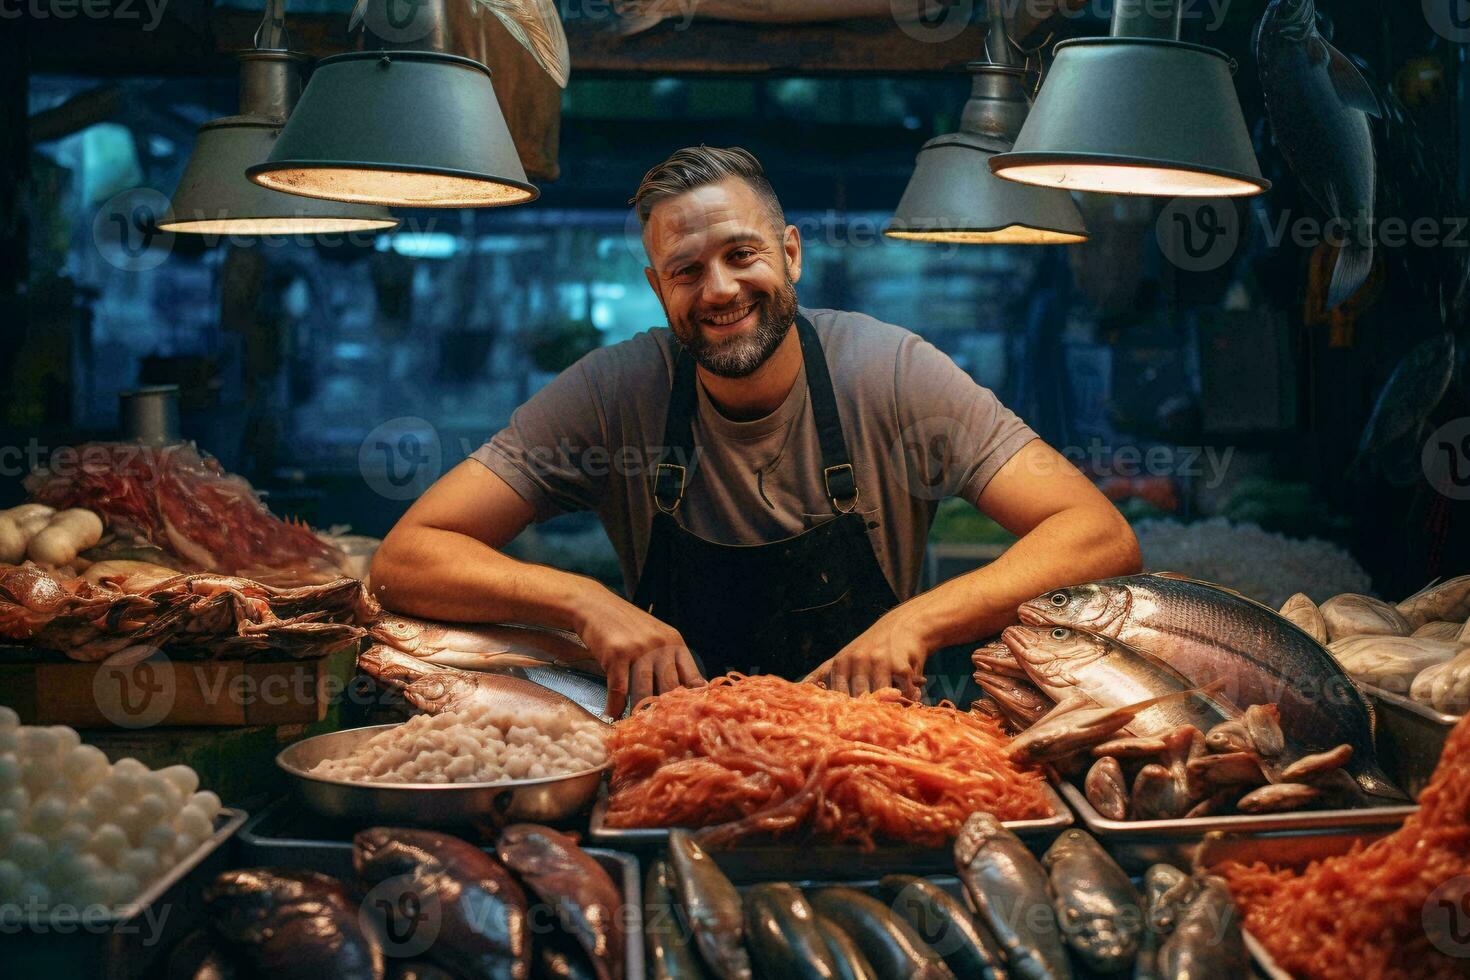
[654,462,687,513]
[823,463,860,514]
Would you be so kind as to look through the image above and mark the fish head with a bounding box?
[1002,625,1112,686]
[953,812,1006,866]
[1019,583,1131,635]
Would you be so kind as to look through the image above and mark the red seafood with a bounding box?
[603,674,1052,849]
[1221,710,1470,979]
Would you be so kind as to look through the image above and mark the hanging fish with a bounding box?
[349,0,569,88]
[1351,332,1455,479]
[1255,0,1381,310]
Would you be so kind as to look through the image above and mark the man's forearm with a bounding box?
[369,524,604,631]
[903,504,1141,649]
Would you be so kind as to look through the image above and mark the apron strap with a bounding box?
[652,345,699,514]
[794,314,860,513]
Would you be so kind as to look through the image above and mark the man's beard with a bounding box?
[672,276,798,379]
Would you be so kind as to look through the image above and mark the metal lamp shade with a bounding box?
[248,51,538,208]
[990,38,1270,198]
[160,121,399,234]
[886,133,1088,244]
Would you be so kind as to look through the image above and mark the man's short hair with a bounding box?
[632,145,786,234]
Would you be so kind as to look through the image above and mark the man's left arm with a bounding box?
[811,438,1142,696]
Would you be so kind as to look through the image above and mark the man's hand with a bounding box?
[802,607,931,698]
[573,588,705,717]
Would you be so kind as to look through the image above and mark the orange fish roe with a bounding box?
[603,673,1052,849]
[1221,711,1470,979]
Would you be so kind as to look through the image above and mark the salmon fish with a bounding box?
[1018,574,1404,800]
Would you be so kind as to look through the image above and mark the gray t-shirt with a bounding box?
[472,307,1037,601]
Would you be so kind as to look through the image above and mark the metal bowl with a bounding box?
[276,724,610,826]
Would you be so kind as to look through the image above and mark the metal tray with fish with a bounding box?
[1057,779,1412,873]
[1362,682,1458,797]
[587,782,1073,881]
[237,802,644,980]
[0,809,247,980]
[277,723,610,826]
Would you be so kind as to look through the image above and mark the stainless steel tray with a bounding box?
[1364,683,1459,797]
[1058,780,1413,874]
[277,723,610,826]
[238,803,644,980]
[588,781,1072,881]
[0,808,248,980]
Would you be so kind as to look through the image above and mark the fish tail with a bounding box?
[1328,239,1374,311]
[1354,763,1411,802]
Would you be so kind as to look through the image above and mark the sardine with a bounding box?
[204,868,385,980]
[814,915,879,980]
[1020,574,1404,799]
[1256,0,1380,310]
[1156,877,1247,979]
[1397,574,1470,629]
[743,883,841,980]
[1042,830,1143,973]
[954,813,1073,980]
[495,824,625,980]
[644,860,709,980]
[667,830,751,980]
[1319,594,1410,640]
[1084,756,1129,821]
[353,828,531,980]
[1002,626,1239,738]
[877,875,1008,980]
[1277,593,1327,644]
[808,887,956,980]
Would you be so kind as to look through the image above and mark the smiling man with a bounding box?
[370,146,1141,715]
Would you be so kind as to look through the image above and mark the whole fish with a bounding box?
[1352,333,1455,476]
[808,888,956,980]
[372,615,601,670]
[972,670,1061,730]
[204,868,384,980]
[1278,593,1327,644]
[743,884,841,980]
[954,813,1073,980]
[1319,593,1410,640]
[814,915,880,980]
[644,859,709,980]
[667,830,751,980]
[495,824,625,980]
[1156,877,1248,979]
[1001,626,1239,738]
[972,642,1030,680]
[1397,574,1470,628]
[1042,830,1143,973]
[358,645,611,721]
[1256,0,1381,309]
[877,875,1008,980]
[353,827,531,980]
[1019,574,1403,799]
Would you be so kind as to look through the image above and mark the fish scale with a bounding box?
[1021,574,1404,800]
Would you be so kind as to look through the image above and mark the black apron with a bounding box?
[631,314,900,681]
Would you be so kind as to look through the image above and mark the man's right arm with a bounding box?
[368,459,703,715]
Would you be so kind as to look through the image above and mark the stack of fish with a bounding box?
[171,824,625,980]
[646,819,1245,979]
[1295,577,1470,716]
[972,574,1406,820]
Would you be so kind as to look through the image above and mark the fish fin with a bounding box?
[1328,240,1375,311]
[471,0,570,88]
[1326,43,1382,117]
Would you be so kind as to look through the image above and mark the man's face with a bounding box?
[643,177,802,378]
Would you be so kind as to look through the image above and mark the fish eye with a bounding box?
[1050,593,1068,607]
[1051,628,1069,640]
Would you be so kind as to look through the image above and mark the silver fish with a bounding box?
[374,614,596,668]
[1020,574,1404,800]
[1256,0,1381,310]
[1001,625,1239,738]
[357,645,609,721]
[1042,830,1143,974]
[954,813,1073,980]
